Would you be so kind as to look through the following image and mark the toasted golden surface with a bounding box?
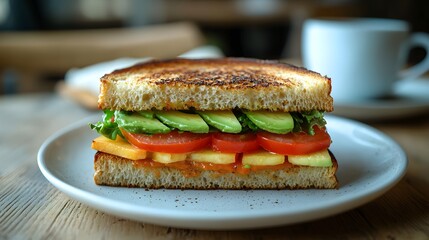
[98,58,333,112]
[93,152,339,189]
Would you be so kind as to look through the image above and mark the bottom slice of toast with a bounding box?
[94,151,338,189]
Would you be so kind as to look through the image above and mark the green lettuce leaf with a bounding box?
[89,110,122,140]
[234,111,259,132]
[290,110,326,135]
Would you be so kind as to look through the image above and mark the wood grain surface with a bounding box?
[1,93,428,239]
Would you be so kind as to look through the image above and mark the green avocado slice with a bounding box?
[155,111,210,133]
[115,111,171,134]
[197,110,242,133]
[244,110,294,134]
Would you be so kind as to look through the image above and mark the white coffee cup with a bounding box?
[302,18,429,103]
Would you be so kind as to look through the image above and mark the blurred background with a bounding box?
[1,0,428,95]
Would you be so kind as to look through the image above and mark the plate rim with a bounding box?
[37,115,408,229]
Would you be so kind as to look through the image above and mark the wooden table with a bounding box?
[1,93,428,239]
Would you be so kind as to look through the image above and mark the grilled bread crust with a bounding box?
[98,58,333,112]
[93,152,339,189]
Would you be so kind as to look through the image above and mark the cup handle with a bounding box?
[399,32,429,80]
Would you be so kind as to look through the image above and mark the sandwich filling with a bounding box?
[90,108,333,173]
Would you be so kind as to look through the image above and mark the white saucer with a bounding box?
[37,115,407,230]
[333,78,429,121]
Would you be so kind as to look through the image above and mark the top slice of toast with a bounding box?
[98,58,333,112]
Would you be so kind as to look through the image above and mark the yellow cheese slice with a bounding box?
[152,152,187,164]
[189,149,235,164]
[242,151,285,166]
[91,136,147,160]
[288,150,332,167]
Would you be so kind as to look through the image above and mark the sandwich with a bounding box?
[90,58,338,189]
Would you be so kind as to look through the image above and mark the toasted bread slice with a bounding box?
[93,151,338,189]
[98,58,333,112]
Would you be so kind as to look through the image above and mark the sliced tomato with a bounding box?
[121,129,211,153]
[212,132,260,153]
[256,127,331,155]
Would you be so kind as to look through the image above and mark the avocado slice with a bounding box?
[155,111,209,133]
[115,111,171,134]
[137,110,155,119]
[288,150,332,167]
[197,110,242,133]
[244,110,294,134]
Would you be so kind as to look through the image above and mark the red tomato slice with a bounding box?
[212,132,260,153]
[121,129,211,153]
[256,127,331,155]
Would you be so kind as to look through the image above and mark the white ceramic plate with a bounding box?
[333,78,429,120]
[38,115,407,230]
